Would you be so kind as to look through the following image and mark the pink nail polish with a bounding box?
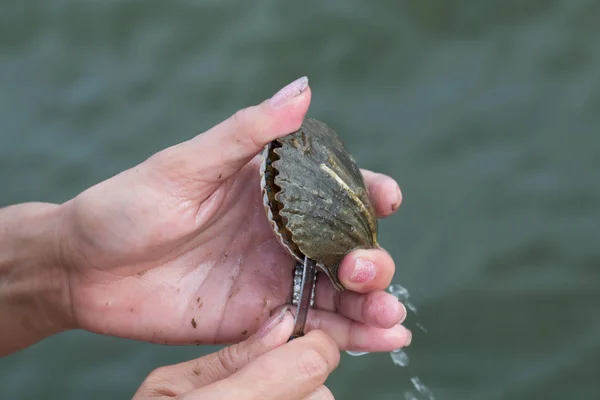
[258,306,290,337]
[350,258,376,283]
[269,76,309,109]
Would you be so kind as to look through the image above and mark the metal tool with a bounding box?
[288,257,317,341]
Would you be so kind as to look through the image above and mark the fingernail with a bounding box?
[405,329,412,346]
[269,76,309,109]
[258,306,290,337]
[397,302,407,324]
[350,257,376,283]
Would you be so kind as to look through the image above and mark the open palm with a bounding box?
[59,78,410,352]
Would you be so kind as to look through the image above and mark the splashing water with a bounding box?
[346,350,369,357]
[345,283,436,399]
[416,322,428,333]
[388,283,419,315]
[390,348,410,366]
[387,283,410,301]
[410,377,436,400]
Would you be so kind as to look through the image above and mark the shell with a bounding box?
[260,117,379,291]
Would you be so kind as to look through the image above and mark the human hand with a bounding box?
[57,77,410,351]
[134,307,339,400]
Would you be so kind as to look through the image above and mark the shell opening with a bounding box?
[264,141,303,261]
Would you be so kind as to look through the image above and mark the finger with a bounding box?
[183,307,294,387]
[152,76,312,183]
[335,248,395,293]
[133,307,294,398]
[304,308,412,352]
[315,278,406,329]
[185,330,340,400]
[361,169,402,218]
[302,385,335,400]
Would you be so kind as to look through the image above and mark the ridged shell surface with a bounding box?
[260,117,378,291]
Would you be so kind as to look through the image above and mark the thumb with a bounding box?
[152,76,311,183]
[133,307,294,399]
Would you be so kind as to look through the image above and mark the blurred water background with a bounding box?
[1,0,599,399]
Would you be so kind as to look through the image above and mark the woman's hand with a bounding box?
[134,307,339,400]
[0,77,411,356]
[60,77,410,350]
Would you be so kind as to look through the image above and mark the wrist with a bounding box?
[0,202,74,356]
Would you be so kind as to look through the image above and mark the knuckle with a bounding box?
[296,348,330,384]
[147,145,175,165]
[231,108,251,129]
[229,107,263,150]
[216,344,243,375]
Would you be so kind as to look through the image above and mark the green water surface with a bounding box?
[1,1,599,399]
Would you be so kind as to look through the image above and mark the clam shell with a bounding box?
[260,118,378,291]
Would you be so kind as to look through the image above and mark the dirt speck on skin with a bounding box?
[391,187,401,212]
[191,318,197,328]
[218,173,222,179]
[197,297,201,303]
[137,271,146,276]
[129,308,134,313]
[193,367,202,375]
[198,302,203,309]
[259,297,269,317]
[228,287,241,299]
[241,330,248,335]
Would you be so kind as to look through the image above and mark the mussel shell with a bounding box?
[260,118,379,291]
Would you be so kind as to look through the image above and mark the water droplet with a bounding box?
[387,283,410,302]
[410,377,436,399]
[406,301,418,314]
[385,284,434,399]
[416,322,428,333]
[390,348,410,366]
[346,350,369,357]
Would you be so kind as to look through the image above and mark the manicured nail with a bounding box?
[258,306,290,337]
[350,257,376,283]
[269,76,309,109]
